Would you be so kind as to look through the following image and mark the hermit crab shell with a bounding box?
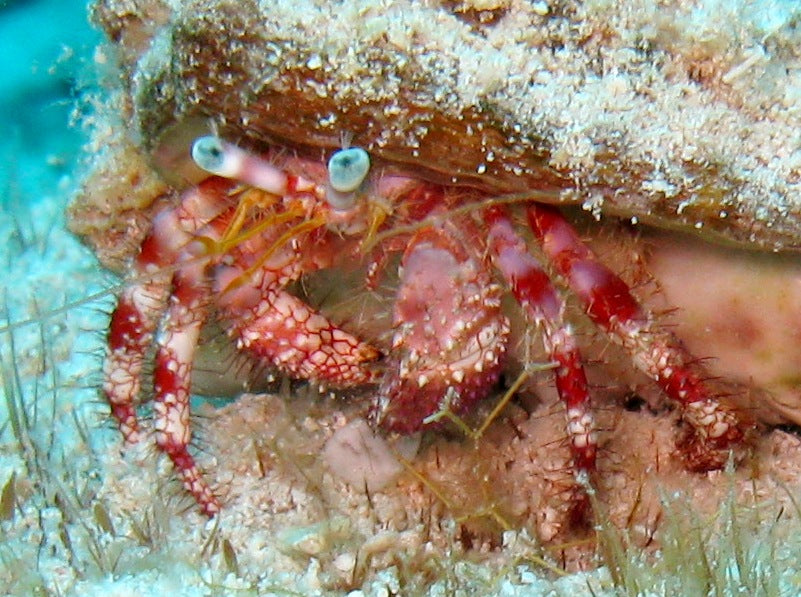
[77,0,801,254]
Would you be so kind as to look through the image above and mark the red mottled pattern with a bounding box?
[370,222,509,433]
[486,206,596,476]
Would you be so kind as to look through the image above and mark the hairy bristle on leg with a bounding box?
[485,206,597,479]
[526,204,743,469]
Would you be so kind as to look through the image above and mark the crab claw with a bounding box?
[371,224,510,433]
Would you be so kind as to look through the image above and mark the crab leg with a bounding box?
[527,204,742,470]
[104,178,236,443]
[153,258,219,514]
[133,140,381,515]
[485,206,596,476]
[104,279,169,443]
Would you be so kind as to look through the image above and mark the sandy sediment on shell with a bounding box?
[67,136,171,271]
[83,0,801,250]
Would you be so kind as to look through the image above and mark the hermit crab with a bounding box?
[71,0,801,523]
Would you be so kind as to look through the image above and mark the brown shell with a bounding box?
[74,0,801,254]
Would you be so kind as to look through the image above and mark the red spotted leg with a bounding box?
[485,206,597,479]
[104,178,237,443]
[527,204,743,470]
[105,277,169,444]
[153,254,219,514]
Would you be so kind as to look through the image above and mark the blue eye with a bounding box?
[191,136,229,175]
[328,147,370,193]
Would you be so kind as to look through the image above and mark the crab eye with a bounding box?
[328,147,370,193]
[192,136,236,177]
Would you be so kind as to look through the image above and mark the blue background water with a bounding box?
[0,0,98,204]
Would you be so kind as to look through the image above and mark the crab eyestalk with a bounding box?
[326,146,370,207]
[192,136,290,195]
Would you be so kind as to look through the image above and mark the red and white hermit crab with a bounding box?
[74,0,801,521]
[102,133,742,516]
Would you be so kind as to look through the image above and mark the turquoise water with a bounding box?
[0,0,98,202]
[0,0,102,380]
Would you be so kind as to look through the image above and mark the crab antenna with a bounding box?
[191,136,288,196]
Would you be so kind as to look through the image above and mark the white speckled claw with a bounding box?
[371,197,510,434]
